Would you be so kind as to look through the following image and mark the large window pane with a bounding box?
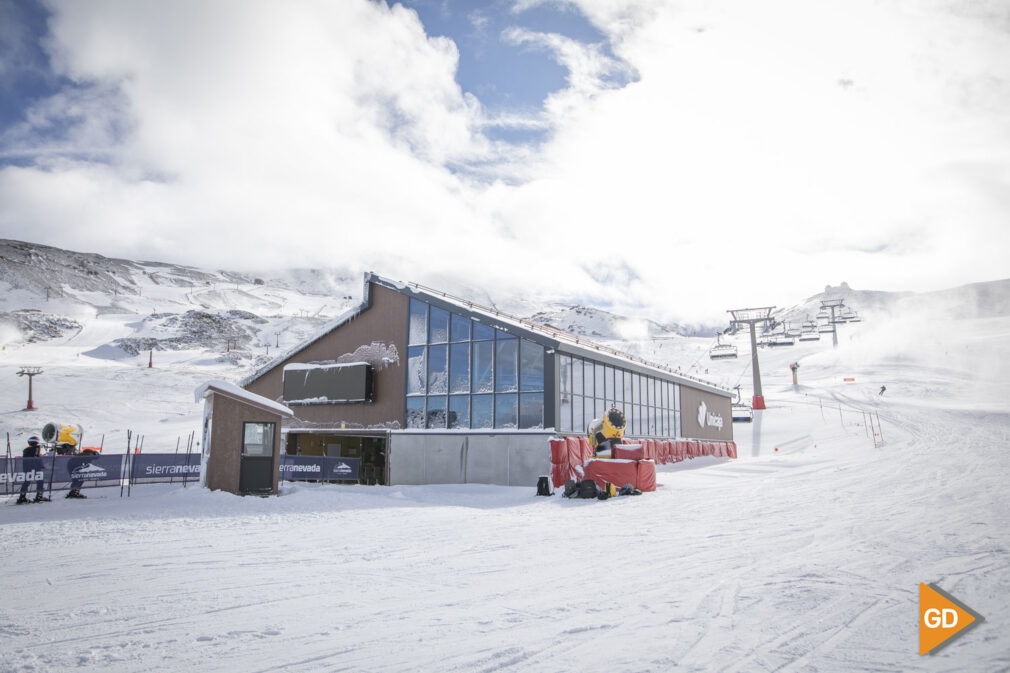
[595,397,604,421]
[472,395,493,429]
[473,321,494,341]
[623,371,632,405]
[472,341,493,393]
[496,328,515,341]
[427,344,447,394]
[604,366,614,402]
[426,396,447,429]
[674,384,681,412]
[583,361,594,398]
[559,356,573,433]
[560,394,572,433]
[614,370,623,405]
[632,374,640,405]
[242,422,274,456]
[406,397,425,429]
[429,306,449,344]
[519,340,544,392]
[495,339,518,393]
[407,346,426,395]
[519,393,544,429]
[495,393,518,429]
[594,363,604,402]
[408,299,427,346]
[648,406,656,436]
[573,357,583,396]
[448,396,469,429]
[449,343,470,394]
[450,313,470,342]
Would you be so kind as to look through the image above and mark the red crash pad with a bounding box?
[636,459,656,492]
[613,444,644,460]
[582,459,639,490]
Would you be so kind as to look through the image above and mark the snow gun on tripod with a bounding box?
[588,407,626,458]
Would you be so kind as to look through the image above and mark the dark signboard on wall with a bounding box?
[282,363,374,405]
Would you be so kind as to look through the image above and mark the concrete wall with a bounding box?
[205,393,284,495]
[245,283,408,428]
[388,432,553,487]
[679,386,734,441]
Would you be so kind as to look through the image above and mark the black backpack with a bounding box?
[536,475,553,496]
[578,480,599,499]
[562,480,578,498]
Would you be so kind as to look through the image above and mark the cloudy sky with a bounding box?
[1,0,1008,323]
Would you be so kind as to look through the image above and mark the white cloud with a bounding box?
[0,0,1008,325]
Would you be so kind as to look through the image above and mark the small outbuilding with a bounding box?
[195,380,294,496]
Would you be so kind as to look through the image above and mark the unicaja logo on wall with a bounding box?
[697,401,724,430]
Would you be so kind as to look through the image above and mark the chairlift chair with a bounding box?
[709,333,738,360]
[799,331,820,342]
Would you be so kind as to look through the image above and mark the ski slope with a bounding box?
[1,309,1008,672]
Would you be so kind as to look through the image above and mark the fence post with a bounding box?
[121,430,131,498]
[876,411,884,443]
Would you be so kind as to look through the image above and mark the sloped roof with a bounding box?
[242,272,730,397]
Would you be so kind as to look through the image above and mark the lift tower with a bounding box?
[16,366,43,411]
[728,307,775,410]
[820,298,845,348]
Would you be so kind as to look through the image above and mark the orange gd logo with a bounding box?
[919,583,985,655]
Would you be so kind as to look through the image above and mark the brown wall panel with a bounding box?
[245,283,408,429]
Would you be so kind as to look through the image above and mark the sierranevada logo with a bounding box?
[919,583,984,655]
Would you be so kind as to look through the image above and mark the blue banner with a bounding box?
[2,454,126,494]
[279,455,360,482]
[130,453,201,484]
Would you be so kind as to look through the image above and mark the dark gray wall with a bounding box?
[679,386,734,441]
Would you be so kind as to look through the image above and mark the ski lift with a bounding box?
[767,331,795,347]
[732,404,753,423]
[709,333,738,360]
[799,331,820,342]
[818,322,835,333]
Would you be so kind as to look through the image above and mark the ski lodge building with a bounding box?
[239,273,733,487]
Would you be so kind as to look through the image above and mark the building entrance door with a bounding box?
[240,422,276,495]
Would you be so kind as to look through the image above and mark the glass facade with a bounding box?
[406,298,545,430]
[557,353,681,438]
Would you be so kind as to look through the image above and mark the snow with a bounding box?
[1,247,1008,670]
[193,380,293,417]
[282,361,369,371]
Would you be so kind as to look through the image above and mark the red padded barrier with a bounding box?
[728,442,738,459]
[583,459,639,490]
[549,438,567,464]
[662,441,673,464]
[646,440,657,461]
[550,464,567,488]
[613,444,644,460]
[579,436,593,462]
[636,460,657,492]
[565,436,582,468]
[688,442,699,458]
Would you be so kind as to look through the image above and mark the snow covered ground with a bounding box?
[1,296,1008,671]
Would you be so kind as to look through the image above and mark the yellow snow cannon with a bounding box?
[41,422,84,455]
[588,407,626,457]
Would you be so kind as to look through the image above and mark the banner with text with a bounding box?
[279,455,360,482]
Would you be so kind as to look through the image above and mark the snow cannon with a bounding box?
[41,422,84,455]
[588,407,627,457]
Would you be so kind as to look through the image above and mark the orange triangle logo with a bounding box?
[919,583,984,655]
